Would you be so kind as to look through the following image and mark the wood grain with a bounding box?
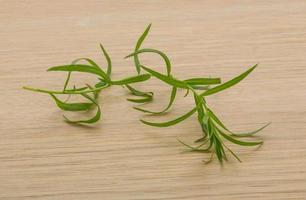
[1,1,306,199]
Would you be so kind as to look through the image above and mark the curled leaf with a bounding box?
[140,107,197,127]
[50,94,93,111]
[125,84,153,103]
[134,86,177,114]
[126,48,172,76]
[64,93,101,124]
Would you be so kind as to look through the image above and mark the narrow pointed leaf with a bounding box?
[229,123,271,137]
[219,130,263,146]
[99,44,112,77]
[193,93,205,122]
[184,77,221,85]
[140,107,197,127]
[134,24,152,74]
[209,108,270,137]
[213,121,263,146]
[111,74,151,85]
[50,94,93,111]
[48,64,107,79]
[140,65,188,88]
[201,64,258,97]
[207,108,228,130]
[127,96,152,103]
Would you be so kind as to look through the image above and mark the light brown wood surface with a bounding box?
[1,1,306,199]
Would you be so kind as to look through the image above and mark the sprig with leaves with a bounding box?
[23,44,153,124]
[125,24,270,163]
[23,24,269,164]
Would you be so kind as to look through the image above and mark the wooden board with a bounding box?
[1,1,306,199]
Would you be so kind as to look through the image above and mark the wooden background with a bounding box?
[1,1,306,199]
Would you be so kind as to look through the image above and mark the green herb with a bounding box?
[24,24,269,164]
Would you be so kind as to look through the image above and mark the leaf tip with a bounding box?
[251,63,259,71]
[147,23,152,29]
[99,43,105,51]
[124,53,132,59]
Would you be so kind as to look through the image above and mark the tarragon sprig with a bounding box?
[23,24,270,164]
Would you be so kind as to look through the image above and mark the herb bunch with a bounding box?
[24,24,269,163]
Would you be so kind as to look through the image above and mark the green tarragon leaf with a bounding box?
[184,77,221,85]
[48,64,108,80]
[201,64,258,97]
[64,93,101,124]
[99,44,112,77]
[212,120,263,146]
[111,74,151,85]
[140,107,197,127]
[134,24,152,74]
[140,65,188,88]
[50,94,93,111]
